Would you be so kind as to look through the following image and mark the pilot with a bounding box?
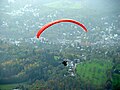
[62,61,68,66]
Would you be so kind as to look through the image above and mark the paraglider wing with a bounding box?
[36,19,88,38]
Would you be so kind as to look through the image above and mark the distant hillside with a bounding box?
[44,0,82,9]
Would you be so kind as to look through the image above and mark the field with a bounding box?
[76,59,112,87]
[0,84,18,90]
[44,0,82,9]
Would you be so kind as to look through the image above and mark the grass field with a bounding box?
[76,59,112,86]
[0,82,29,90]
[0,84,18,90]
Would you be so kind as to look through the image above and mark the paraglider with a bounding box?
[36,19,88,38]
[36,19,88,67]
